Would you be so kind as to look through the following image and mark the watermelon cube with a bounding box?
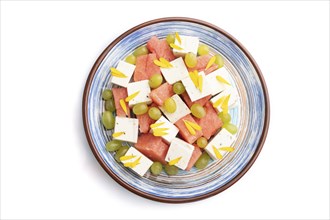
[134,133,169,165]
[133,54,148,82]
[136,103,157,133]
[195,102,223,139]
[133,53,160,82]
[186,145,202,171]
[150,82,174,106]
[188,54,218,75]
[146,53,160,78]
[112,87,130,117]
[136,113,155,133]
[147,36,175,61]
[175,114,203,144]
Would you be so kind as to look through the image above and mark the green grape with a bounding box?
[133,46,149,57]
[105,99,115,112]
[102,89,113,100]
[184,52,197,68]
[164,164,178,176]
[195,152,210,169]
[115,145,129,162]
[197,44,209,56]
[133,103,148,115]
[215,54,224,68]
[218,112,231,123]
[223,123,238,135]
[164,97,176,113]
[148,107,162,120]
[150,162,163,175]
[102,111,115,130]
[172,82,185,95]
[196,137,208,148]
[105,140,122,152]
[166,34,175,45]
[191,103,206,118]
[149,74,163,89]
[125,54,136,65]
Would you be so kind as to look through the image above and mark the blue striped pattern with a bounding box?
[87,21,266,199]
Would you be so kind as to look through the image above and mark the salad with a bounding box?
[101,33,239,177]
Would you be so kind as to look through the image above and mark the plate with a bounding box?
[82,17,270,203]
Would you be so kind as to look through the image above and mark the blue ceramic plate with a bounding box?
[82,17,270,203]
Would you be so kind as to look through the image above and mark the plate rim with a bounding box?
[82,17,270,203]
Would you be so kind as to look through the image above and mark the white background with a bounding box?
[1,1,329,219]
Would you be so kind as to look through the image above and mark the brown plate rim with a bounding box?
[82,17,270,203]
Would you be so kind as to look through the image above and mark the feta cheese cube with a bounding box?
[110,61,135,87]
[205,129,236,160]
[113,117,139,143]
[210,87,239,113]
[160,57,189,84]
[181,71,212,102]
[160,94,190,123]
[150,116,179,143]
[126,80,151,107]
[205,66,232,95]
[165,138,194,170]
[121,147,153,176]
[173,35,199,56]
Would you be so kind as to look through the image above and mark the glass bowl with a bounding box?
[82,17,270,203]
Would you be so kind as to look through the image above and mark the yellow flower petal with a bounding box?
[184,120,196,135]
[125,90,140,102]
[119,99,128,116]
[175,32,182,44]
[198,75,203,92]
[205,56,216,70]
[189,71,198,88]
[213,96,226,108]
[221,95,231,114]
[213,145,223,159]
[159,58,173,68]
[124,156,141,168]
[185,120,201,131]
[153,127,169,132]
[219,147,235,152]
[154,58,173,68]
[153,131,169,137]
[216,75,231,85]
[170,43,183,50]
[169,156,182,166]
[150,122,165,128]
[154,59,168,68]
[110,67,127,78]
[112,131,125,138]
[120,155,136,161]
